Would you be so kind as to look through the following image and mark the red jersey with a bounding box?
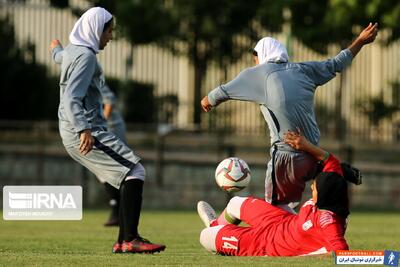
[215,154,348,256]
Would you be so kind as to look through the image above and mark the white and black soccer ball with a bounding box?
[215,157,251,193]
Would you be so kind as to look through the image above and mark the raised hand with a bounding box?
[358,22,378,45]
[349,22,378,57]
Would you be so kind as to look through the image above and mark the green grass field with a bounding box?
[0,210,399,266]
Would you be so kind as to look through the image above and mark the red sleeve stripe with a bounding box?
[322,154,343,176]
[320,212,335,228]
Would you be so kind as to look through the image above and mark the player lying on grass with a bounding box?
[201,23,376,212]
[49,7,165,254]
[197,130,353,256]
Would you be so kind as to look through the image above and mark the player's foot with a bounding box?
[121,236,166,254]
[104,216,119,227]
[197,201,217,227]
[112,242,122,253]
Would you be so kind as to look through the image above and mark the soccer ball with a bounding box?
[215,157,251,193]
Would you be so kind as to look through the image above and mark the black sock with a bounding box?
[119,179,144,242]
[117,198,124,243]
[103,183,120,218]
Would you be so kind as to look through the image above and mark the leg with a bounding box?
[201,223,261,256]
[215,196,247,226]
[119,163,145,242]
[120,179,143,241]
[199,225,224,253]
[215,196,289,227]
[119,163,165,253]
[62,130,164,253]
[199,198,290,256]
[225,196,291,227]
[103,182,120,226]
[197,198,244,227]
[114,164,145,252]
[264,157,274,203]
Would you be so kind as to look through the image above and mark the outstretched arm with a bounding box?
[201,66,266,112]
[284,129,343,175]
[299,23,378,87]
[348,22,378,58]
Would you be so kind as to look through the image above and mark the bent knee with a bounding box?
[226,196,247,220]
[200,226,224,253]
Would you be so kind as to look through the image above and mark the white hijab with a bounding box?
[254,37,289,64]
[69,7,112,54]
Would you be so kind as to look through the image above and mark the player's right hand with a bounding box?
[358,22,378,45]
[79,129,95,155]
[201,96,212,112]
[49,39,61,52]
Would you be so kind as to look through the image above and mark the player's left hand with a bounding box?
[283,128,308,150]
[201,96,212,112]
[49,39,61,52]
[79,129,95,155]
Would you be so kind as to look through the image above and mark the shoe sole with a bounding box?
[197,201,217,227]
[122,246,166,254]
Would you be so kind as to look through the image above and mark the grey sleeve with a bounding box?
[300,49,353,86]
[98,71,116,105]
[52,45,64,65]
[208,67,266,106]
[62,53,96,133]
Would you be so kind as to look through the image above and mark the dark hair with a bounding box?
[252,50,258,56]
[315,172,350,219]
[103,17,113,33]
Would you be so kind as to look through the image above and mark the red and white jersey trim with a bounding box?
[320,210,335,228]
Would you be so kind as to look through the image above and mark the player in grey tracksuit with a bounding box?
[52,46,125,226]
[50,7,165,253]
[201,23,378,211]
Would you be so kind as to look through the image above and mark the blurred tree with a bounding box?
[105,77,157,124]
[357,90,399,142]
[358,95,399,127]
[358,81,400,126]
[0,15,58,120]
[259,0,400,54]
